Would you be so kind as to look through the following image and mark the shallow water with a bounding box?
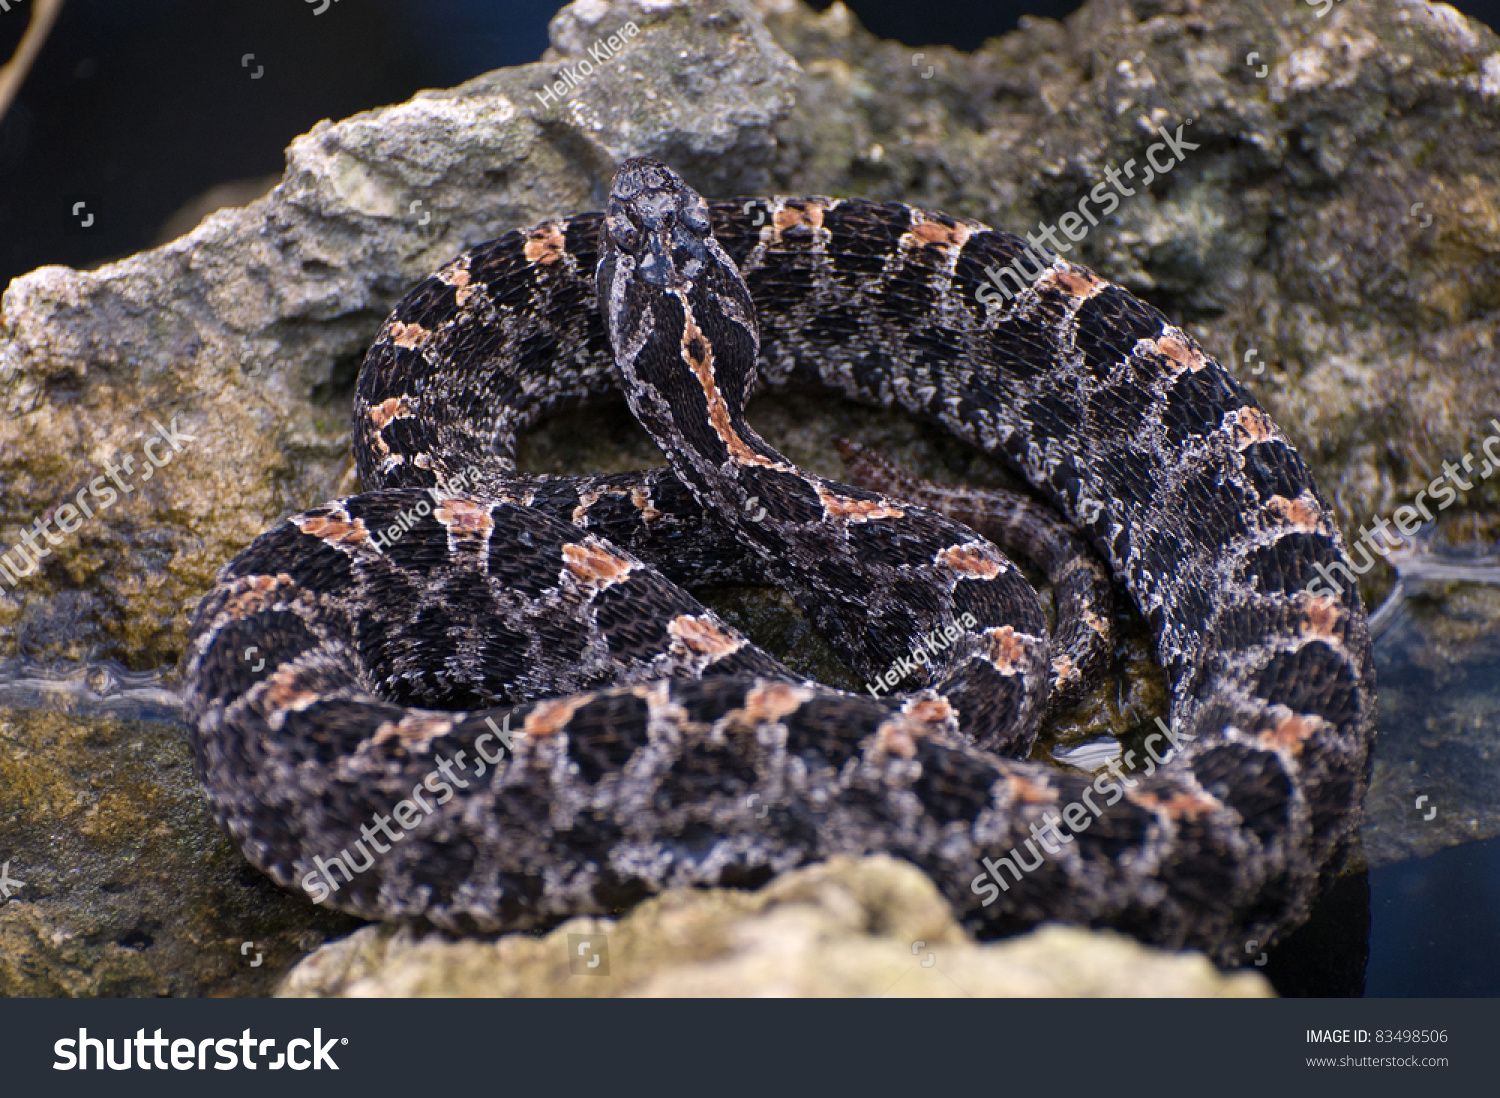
[1366,835,1500,997]
[1348,540,1500,997]
[0,658,182,725]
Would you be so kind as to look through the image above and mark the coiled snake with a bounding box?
[184,157,1375,962]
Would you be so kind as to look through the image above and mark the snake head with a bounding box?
[596,157,762,431]
[598,156,716,290]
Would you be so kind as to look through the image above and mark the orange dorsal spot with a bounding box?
[1265,493,1322,532]
[369,396,413,429]
[938,542,1004,579]
[436,497,495,538]
[817,484,905,522]
[561,542,634,583]
[523,223,567,265]
[668,614,744,659]
[524,696,591,739]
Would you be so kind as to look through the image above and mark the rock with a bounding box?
[0,0,798,672]
[277,855,1272,997]
[0,709,358,996]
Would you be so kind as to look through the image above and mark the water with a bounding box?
[1366,835,1500,996]
[1264,533,1500,996]
[0,657,183,724]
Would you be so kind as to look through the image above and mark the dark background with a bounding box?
[0,0,1111,288]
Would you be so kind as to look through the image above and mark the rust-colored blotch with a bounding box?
[1232,406,1276,449]
[1265,493,1322,532]
[1006,772,1057,805]
[669,614,743,660]
[524,695,590,739]
[436,497,494,537]
[737,682,814,726]
[1129,789,1218,820]
[1151,334,1208,373]
[1300,595,1344,639]
[938,543,1003,579]
[1043,267,1104,299]
[369,396,413,430]
[297,511,368,547]
[562,541,634,583]
[389,322,431,349]
[906,213,971,250]
[523,222,567,265]
[774,202,825,233]
[819,486,904,522]
[984,624,1030,674]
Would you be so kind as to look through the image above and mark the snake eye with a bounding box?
[679,201,711,234]
[606,213,640,253]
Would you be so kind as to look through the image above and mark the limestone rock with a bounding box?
[277,855,1272,997]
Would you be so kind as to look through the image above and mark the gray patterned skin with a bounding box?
[184,157,1375,962]
[835,438,1115,717]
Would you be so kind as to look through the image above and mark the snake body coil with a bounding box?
[185,158,1375,961]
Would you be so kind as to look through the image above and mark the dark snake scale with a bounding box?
[184,158,1375,962]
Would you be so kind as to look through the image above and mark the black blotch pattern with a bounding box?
[199,608,324,703]
[782,695,881,770]
[1235,532,1344,597]
[843,515,951,569]
[565,212,604,267]
[942,658,1031,750]
[661,739,762,804]
[1192,743,1292,846]
[673,679,751,727]
[1160,368,1240,447]
[1075,287,1164,371]
[1241,441,1312,503]
[228,521,355,596]
[744,467,824,525]
[912,740,997,820]
[564,691,652,784]
[593,578,674,664]
[1254,641,1362,729]
[824,202,908,280]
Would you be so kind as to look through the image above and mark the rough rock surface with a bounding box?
[1,0,1498,995]
[277,855,1272,997]
[0,709,357,996]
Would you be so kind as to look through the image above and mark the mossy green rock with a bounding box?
[0,710,357,996]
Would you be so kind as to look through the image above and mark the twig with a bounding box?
[0,0,66,125]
